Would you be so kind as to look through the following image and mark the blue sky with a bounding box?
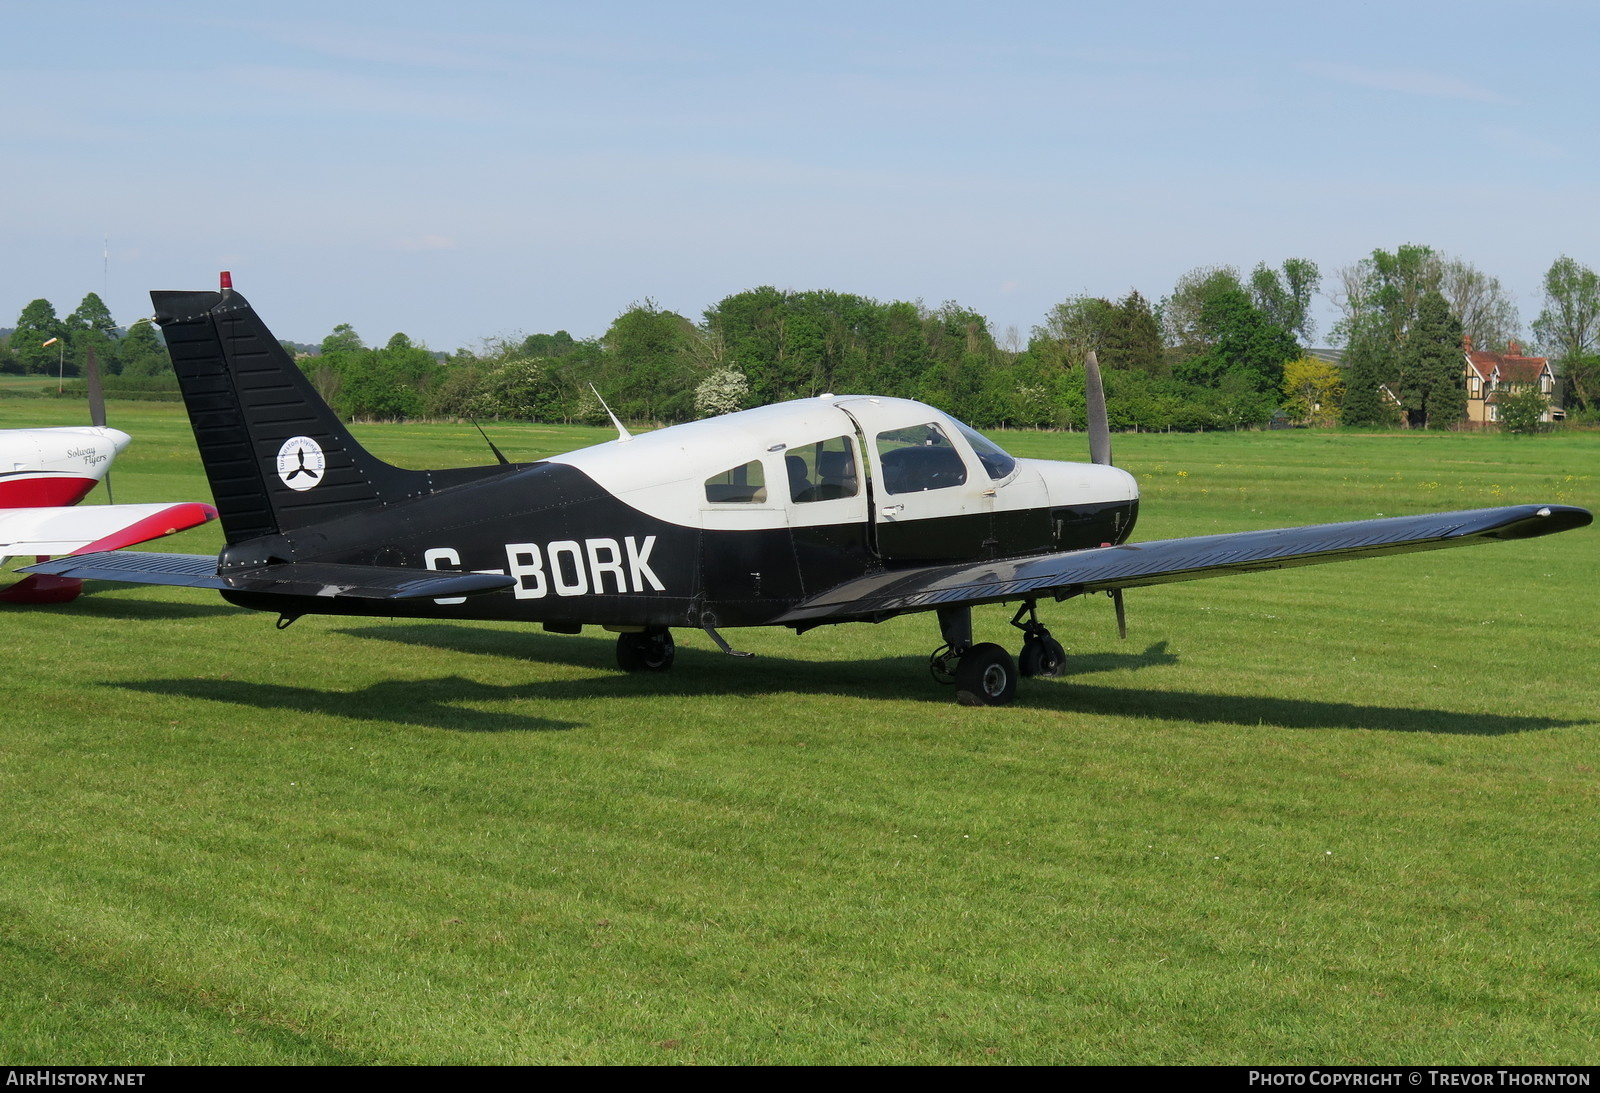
[4,0,1596,352]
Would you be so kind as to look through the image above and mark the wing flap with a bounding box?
[218,563,516,600]
[778,504,1593,624]
[23,550,516,601]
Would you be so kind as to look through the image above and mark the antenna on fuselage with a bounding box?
[1084,349,1127,639]
[590,384,632,442]
[469,419,512,466]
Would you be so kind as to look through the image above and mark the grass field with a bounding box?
[2,400,1596,1065]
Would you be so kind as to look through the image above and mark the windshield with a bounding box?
[952,419,1017,481]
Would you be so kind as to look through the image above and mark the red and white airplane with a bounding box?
[0,423,216,603]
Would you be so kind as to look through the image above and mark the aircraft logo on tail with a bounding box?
[276,436,325,491]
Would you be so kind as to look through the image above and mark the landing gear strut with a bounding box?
[616,627,675,672]
[928,605,1019,706]
[1010,601,1066,679]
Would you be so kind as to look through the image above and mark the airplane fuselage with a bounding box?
[0,427,129,507]
[217,396,1139,629]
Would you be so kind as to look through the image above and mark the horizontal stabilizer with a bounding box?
[0,502,216,556]
[24,551,517,601]
[777,504,1594,624]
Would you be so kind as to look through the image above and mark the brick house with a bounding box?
[1463,338,1560,426]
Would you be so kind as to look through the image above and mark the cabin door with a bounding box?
[833,398,995,563]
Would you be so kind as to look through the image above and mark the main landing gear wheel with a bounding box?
[1019,634,1066,678]
[955,643,1017,707]
[616,628,675,672]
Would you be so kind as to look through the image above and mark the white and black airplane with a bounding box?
[27,279,1592,704]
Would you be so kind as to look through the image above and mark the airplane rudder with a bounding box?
[153,286,409,541]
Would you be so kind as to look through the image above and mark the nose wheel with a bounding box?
[1011,601,1066,679]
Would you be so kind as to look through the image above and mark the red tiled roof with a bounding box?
[1495,357,1547,384]
[1463,342,1549,385]
[1465,352,1495,381]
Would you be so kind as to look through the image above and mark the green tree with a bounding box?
[468,356,568,421]
[1340,332,1401,427]
[603,300,706,423]
[1161,265,1246,358]
[66,292,117,337]
[66,292,121,376]
[1333,244,1438,352]
[1438,258,1520,352]
[916,301,1007,425]
[875,300,937,397]
[1250,258,1321,345]
[118,321,171,378]
[1282,357,1344,425]
[1174,287,1297,395]
[1531,255,1600,412]
[12,299,65,375]
[320,323,364,356]
[1030,295,1115,372]
[1004,347,1072,428]
[694,368,750,418]
[1496,383,1550,434]
[703,288,939,407]
[703,286,791,405]
[1098,290,1163,375]
[519,330,578,358]
[305,329,439,420]
[1398,291,1466,428]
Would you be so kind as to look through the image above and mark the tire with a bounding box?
[955,643,1017,706]
[1018,635,1066,678]
[617,629,675,672]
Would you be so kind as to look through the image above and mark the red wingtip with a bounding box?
[69,502,219,555]
[220,270,233,291]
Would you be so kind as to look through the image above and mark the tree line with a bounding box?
[6,248,1598,431]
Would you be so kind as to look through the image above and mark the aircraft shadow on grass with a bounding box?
[111,675,580,734]
[108,624,1583,737]
[66,589,245,621]
[340,622,1185,679]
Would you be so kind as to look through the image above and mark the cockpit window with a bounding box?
[786,436,859,503]
[876,423,969,494]
[953,419,1017,481]
[704,459,767,504]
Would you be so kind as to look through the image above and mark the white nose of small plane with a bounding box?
[99,427,133,455]
[1027,457,1140,506]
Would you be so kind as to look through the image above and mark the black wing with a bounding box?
[22,551,516,601]
[777,504,1592,625]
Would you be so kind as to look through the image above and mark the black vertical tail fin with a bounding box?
[153,283,469,546]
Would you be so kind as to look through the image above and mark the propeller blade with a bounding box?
[1112,588,1127,640]
[86,345,107,428]
[1085,349,1111,466]
[86,345,113,503]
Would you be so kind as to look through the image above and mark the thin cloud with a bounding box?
[228,65,490,122]
[1303,61,1511,104]
[393,235,457,252]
